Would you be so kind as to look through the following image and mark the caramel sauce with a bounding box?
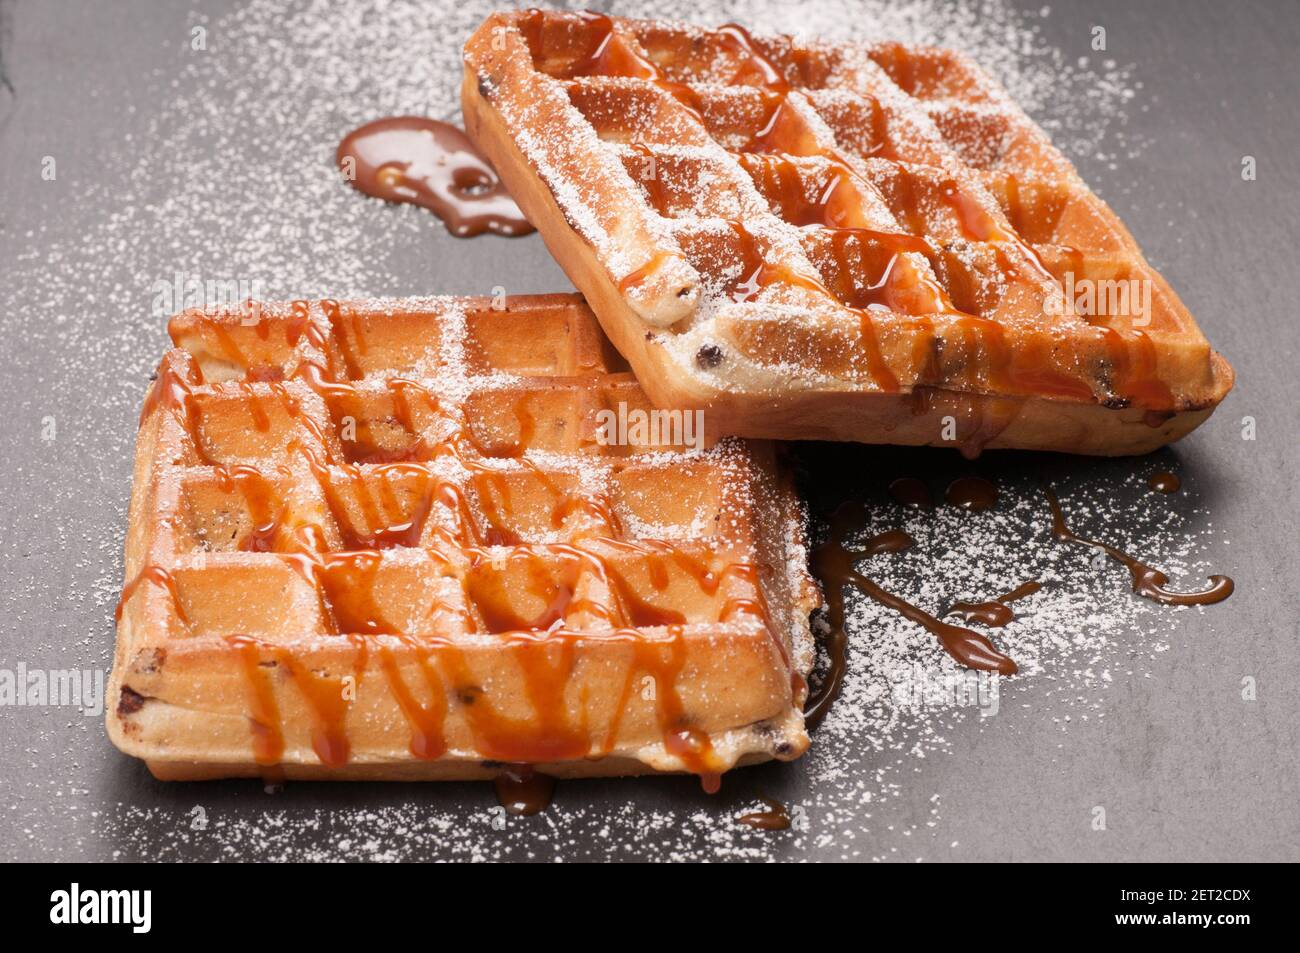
[820,226,951,316]
[315,551,398,636]
[550,478,624,536]
[947,581,1042,628]
[553,15,788,128]
[214,464,286,552]
[467,550,581,632]
[139,352,212,463]
[469,471,524,546]
[945,475,998,511]
[950,312,1098,404]
[494,764,557,815]
[377,640,448,760]
[1043,485,1233,606]
[337,116,533,237]
[723,219,826,304]
[716,23,789,91]
[938,177,1005,244]
[740,93,801,156]
[937,177,1054,283]
[238,382,271,432]
[321,299,366,380]
[556,11,660,81]
[438,631,589,764]
[1149,471,1180,494]
[807,500,1018,729]
[1002,173,1024,230]
[740,153,853,227]
[548,11,705,119]
[888,476,933,508]
[227,635,285,765]
[606,564,687,627]
[467,394,540,459]
[651,624,724,792]
[804,464,1231,729]
[115,565,190,627]
[736,796,791,830]
[955,395,1027,461]
[618,250,680,293]
[873,41,917,95]
[550,17,1113,409]
[931,181,1160,407]
[278,648,353,767]
[739,122,965,394]
[625,143,675,212]
[210,323,249,368]
[296,446,443,552]
[1100,326,1177,410]
[721,220,901,392]
[526,14,1175,419]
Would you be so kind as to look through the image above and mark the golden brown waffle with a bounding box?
[108,294,818,783]
[463,10,1233,456]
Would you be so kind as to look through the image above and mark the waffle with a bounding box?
[108,294,819,783]
[462,10,1233,456]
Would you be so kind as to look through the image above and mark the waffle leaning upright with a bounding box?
[462,10,1232,456]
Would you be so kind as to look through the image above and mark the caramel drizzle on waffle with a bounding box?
[119,298,809,786]
[487,11,1189,422]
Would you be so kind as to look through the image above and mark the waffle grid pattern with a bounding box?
[109,295,816,780]
[465,11,1227,420]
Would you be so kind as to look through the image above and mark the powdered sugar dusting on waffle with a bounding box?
[465,9,1214,419]
[113,293,818,781]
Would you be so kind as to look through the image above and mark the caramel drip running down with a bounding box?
[225,633,351,767]
[736,796,792,831]
[337,116,534,237]
[214,464,286,552]
[115,565,190,627]
[139,352,216,464]
[936,177,1054,284]
[1043,485,1233,606]
[933,179,1183,409]
[806,501,1017,728]
[819,226,953,316]
[618,250,682,293]
[597,598,731,789]
[377,640,448,761]
[227,635,285,765]
[719,221,901,392]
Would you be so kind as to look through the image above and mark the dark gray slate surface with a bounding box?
[0,0,1296,861]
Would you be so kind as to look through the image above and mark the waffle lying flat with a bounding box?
[463,11,1233,456]
[108,294,818,783]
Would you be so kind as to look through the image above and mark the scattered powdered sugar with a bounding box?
[1,0,1206,863]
